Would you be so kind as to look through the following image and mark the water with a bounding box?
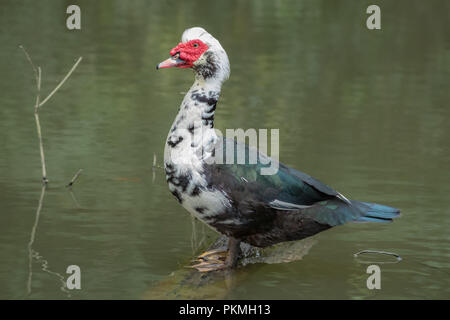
[0,0,449,299]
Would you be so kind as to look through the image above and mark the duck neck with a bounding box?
[178,78,221,129]
[165,78,222,165]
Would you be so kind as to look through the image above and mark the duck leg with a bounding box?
[224,237,241,268]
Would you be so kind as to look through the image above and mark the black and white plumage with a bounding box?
[157,27,400,269]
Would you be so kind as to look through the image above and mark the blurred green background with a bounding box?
[0,0,449,299]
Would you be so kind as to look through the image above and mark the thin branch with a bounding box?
[39,57,82,108]
[152,153,164,183]
[20,45,82,184]
[191,215,197,254]
[20,46,47,183]
[152,153,164,169]
[19,45,39,85]
[66,169,83,188]
[34,110,48,183]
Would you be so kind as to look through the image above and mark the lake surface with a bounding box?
[0,0,449,299]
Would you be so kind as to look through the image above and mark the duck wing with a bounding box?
[203,138,356,221]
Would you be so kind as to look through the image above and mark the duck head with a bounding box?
[157,27,230,83]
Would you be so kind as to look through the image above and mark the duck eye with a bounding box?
[193,43,199,48]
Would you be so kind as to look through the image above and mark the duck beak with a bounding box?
[156,56,186,70]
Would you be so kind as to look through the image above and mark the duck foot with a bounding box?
[190,237,241,272]
[197,248,228,261]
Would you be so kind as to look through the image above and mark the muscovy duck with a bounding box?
[157,27,400,271]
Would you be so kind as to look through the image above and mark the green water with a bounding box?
[0,0,449,299]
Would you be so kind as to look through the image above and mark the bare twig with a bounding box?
[152,153,164,183]
[152,153,164,169]
[66,169,83,188]
[39,57,82,108]
[20,45,82,184]
[19,45,39,84]
[20,45,47,184]
[191,215,197,254]
[33,66,47,184]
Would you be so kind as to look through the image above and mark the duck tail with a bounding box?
[352,201,401,223]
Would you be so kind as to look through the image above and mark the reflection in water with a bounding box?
[68,189,81,209]
[144,236,316,299]
[26,185,70,297]
[26,185,45,295]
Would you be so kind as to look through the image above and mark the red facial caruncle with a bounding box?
[157,39,209,69]
[169,40,209,68]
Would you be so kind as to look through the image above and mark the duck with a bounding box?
[157,27,400,271]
